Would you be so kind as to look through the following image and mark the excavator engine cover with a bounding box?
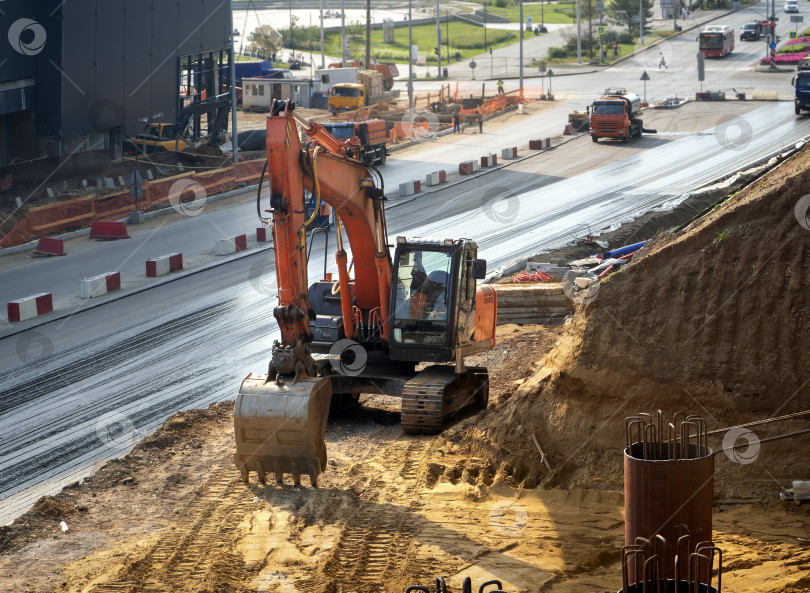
[234,373,332,486]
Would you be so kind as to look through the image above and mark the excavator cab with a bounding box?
[390,237,489,362]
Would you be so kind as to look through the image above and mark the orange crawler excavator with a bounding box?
[233,100,497,486]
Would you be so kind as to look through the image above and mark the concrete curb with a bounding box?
[0,182,260,258]
[0,240,275,340]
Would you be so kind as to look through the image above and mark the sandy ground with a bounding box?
[1,323,808,593]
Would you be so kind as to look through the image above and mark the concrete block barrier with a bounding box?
[480,154,498,167]
[492,284,572,325]
[501,147,518,160]
[146,253,183,277]
[563,123,575,135]
[425,170,447,186]
[215,234,248,256]
[8,293,53,322]
[81,272,121,299]
[34,237,66,256]
[257,227,270,243]
[529,138,552,150]
[398,180,422,196]
[459,160,479,175]
[90,221,131,240]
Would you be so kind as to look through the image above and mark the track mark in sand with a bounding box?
[302,438,444,593]
[90,471,253,593]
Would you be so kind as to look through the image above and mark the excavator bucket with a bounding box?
[234,373,332,486]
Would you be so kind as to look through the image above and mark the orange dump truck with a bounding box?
[307,120,388,166]
[589,88,644,143]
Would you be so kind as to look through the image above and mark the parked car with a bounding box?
[740,21,764,40]
[785,0,799,13]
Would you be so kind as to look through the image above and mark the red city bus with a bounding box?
[699,25,735,57]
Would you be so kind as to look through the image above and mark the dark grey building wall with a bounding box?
[35,0,231,139]
[0,3,40,84]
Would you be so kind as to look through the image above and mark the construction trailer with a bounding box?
[242,78,316,111]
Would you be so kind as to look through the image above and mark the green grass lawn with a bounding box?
[482,2,580,25]
[320,21,518,64]
[544,31,676,65]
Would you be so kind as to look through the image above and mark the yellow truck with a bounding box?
[328,70,383,113]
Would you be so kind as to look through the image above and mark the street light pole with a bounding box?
[408,0,414,128]
[577,0,582,63]
[446,9,450,64]
[320,0,325,68]
[519,0,524,90]
[436,0,442,77]
[640,0,645,45]
[229,0,239,165]
[341,0,346,65]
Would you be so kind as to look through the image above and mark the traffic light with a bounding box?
[434,46,439,56]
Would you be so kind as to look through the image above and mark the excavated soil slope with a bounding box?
[452,144,810,499]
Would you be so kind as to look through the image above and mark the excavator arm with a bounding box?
[234,100,392,486]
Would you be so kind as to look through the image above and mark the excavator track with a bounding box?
[401,366,489,434]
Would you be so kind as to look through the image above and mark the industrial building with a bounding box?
[0,0,232,165]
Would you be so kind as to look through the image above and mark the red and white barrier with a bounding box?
[257,227,270,243]
[459,160,479,175]
[529,138,552,150]
[81,272,121,299]
[90,221,131,240]
[398,180,422,196]
[425,170,447,186]
[215,234,248,256]
[34,237,66,256]
[480,154,498,167]
[8,293,53,322]
[146,253,183,277]
[563,123,575,135]
[501,147,518,160]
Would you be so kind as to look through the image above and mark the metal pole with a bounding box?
[320,0,325,68]
[484,2,487,50]
[436,0,442,77]
[229,0,239,165]
[446,10,450,64]
[640,0,645,45]
[365,0,371,70]
[408,0,414,127]
[519,0,524,90]
[341,0,346,65]
[577,0,581,63]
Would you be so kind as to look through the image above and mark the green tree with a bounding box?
[608,0,653,37]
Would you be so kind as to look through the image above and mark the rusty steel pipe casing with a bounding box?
[624,442,713,580]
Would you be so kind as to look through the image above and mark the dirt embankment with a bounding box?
[451,145,810,499]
